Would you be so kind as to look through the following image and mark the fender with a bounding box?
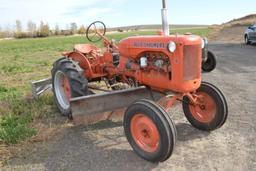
[67,52,93,78]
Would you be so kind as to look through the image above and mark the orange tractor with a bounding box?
[36,0,228,162]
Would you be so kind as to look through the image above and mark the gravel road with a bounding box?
[3,43,256,171]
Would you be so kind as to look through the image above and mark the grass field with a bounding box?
[0,27,211,145]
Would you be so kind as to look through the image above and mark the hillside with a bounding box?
[210,14,256,43]
[225,14,256,27]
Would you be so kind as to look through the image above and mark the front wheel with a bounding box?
[124,99,177,162]
[182,82,228,131]
[245,35,251,45]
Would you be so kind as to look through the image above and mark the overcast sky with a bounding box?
[0,0,256,30]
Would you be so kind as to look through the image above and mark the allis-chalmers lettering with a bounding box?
[133,42,165,48]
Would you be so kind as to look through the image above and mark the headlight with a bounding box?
[201,38,208,49]
[204,38,208,45]
[168,42,176,53]
[201,39,205,49]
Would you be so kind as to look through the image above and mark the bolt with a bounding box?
[200,105,206,110]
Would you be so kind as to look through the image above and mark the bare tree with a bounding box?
[42,23,50,37]
[2,25,13,38]
[70,22,78,34]
[78,25,86,34]
[15,20,22,32]
[0,25,3,38]
[38,21,50,37]
[39,21,44,33]
[27,20,37,37]
[55,24,60,35]
[14,20,24,38]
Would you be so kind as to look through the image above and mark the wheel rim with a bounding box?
[54,71,71,110]
[189,92,217,123]
[130,114,160,153]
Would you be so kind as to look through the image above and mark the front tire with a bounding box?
[124,99,177,162]
[52,58,90,117]
[182,82,228,131]
[245,35,251,45]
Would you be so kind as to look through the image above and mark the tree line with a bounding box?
[0,20,87,39]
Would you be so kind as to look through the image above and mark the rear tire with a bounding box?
[52,58,90,117]
[202,51,217,72]
[124,99,177,162]
[182,82,228,131]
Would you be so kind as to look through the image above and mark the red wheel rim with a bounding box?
[130,114,160,153]
[189,92,216,123]
[62,76,71,101]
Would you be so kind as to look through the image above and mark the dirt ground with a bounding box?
[2,40,256,170]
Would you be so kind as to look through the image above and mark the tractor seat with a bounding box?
[74,44,100,54]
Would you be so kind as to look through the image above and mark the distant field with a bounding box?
[0,27,211,146]
[107,27,211,38]
[108,24,209,32]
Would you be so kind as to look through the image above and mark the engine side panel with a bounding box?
[117,35,202,93]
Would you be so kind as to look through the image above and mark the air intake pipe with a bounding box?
[161,0,169,36]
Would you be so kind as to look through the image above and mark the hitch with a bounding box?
[30,78,52,99]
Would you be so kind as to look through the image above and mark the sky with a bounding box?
[0,0,256,30]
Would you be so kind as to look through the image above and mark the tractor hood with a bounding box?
[118,35,202,58]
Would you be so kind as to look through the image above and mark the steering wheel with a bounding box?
[86,21,106,42]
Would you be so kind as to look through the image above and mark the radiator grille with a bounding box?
[183,45,201,80]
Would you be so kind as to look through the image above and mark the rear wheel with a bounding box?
[124,99,177,162]
[182,82,228,131]
[52,58,90,117]
[202,51,217,72]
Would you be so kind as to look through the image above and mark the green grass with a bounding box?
[0,83,55,144]
[0,27,211,144]
[0,114,36,144]
[170,27,211,37]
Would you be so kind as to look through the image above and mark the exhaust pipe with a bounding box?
[161,0,169,36]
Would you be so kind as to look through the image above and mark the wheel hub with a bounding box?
[142,129,150,138]
[199,105,206,110]
[62,76,71,101]
[189,92,216,123]
[130,114,160,153]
